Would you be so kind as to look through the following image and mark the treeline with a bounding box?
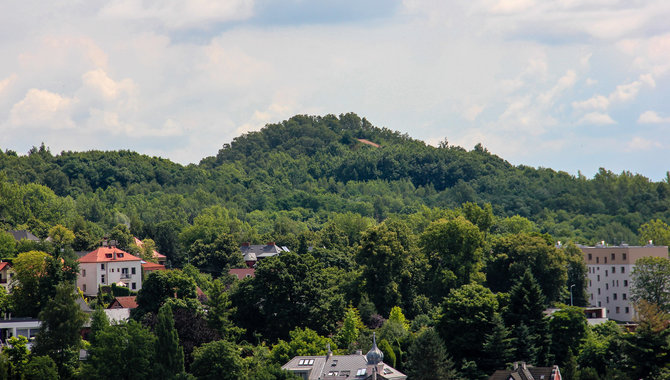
[2,113,670,260]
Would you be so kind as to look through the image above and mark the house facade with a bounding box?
[580,243,668,321]
[77,245,143,296]
[240,242,289,267]
[0,262,14,291]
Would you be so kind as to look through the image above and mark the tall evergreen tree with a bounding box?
[406,328,460,380]
[481,313,514,373]
[33,283,87,379]
[155,304,185,379]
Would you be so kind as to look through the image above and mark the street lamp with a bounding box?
[570,284,575,306]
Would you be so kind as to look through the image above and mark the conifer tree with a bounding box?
[481,313,514,373]
[406,328,460,380]
[155,304,185,379]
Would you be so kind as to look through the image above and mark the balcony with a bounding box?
[120,274,131,279]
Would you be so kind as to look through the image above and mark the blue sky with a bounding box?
[1,0,669,180]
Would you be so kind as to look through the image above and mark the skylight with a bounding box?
[356,368,366,376]
[298,359,315,366]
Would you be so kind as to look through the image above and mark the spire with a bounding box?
[366,332,384,365]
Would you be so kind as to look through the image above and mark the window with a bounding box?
[616,306,620,313]
[589,280,592,286]
[617,280,619,286]
[625,307,630,313]
[118,253,124,258]
[588,253,592,260]
[331,360,338,366]
[328,372,338,376]
[597,275,600,281]
[111,268,114,272]
[606,296,609,303]
[604,257,608,264]
[623,293,627,300]
[612,280,615,286]
[101,264,105,270]
[621,266,625,273]
[82,269,86,277]
[298,359,314,366]
[356,369,366,376]
[121,268,129,277]
[605,283,608,290]
[590,293,593,300]
[105,253,112,258]
[82,284,86,292]
[623,253,627,260]
[624,280,628,287]
[596,257,599,264]
[598,301,602,307]
[613,293,617,300]
[101,274,106,284]
[598,288,601,295]
[612,266,616,273]
[132,282,136,290]
[131,267,136,275]
[611,253,615,260]
[605,270,608,277]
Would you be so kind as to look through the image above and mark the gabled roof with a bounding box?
[240,242,289,260]
[78,246,141,263]
[142,262,166,271]
[0,262,11,271]
[283,352,406,380]
[133,237,167,261]
[7,230,40,242]
[109,296,138,309]
[229,268,256,280]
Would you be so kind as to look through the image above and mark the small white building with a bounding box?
[581,242,668,322]
[77,245,143,296]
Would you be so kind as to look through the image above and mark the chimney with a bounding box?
[102,240,108,247]
[242,242,250,247]
[267,242,275,246]
[355,350,362,355]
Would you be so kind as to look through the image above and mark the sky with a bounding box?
[1,0,669,180]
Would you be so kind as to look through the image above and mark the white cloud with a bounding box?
[0,74,17,95]
[626,136,662,151]
[572,95,609,111]
[538,70,576,105]
[464,104,484,121]
[638,110,670,124]
[578,112,616,125]
[81,69,137,103]
[100,0,255,29]
[9,89,76,129]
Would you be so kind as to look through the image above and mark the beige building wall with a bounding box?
[581,244,668,322]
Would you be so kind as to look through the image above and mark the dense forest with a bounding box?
[1,113,670,379]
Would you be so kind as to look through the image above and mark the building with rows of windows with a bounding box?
[580,243,668,321]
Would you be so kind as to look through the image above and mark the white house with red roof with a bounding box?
[0,262,14,291]
[77,244,143,296]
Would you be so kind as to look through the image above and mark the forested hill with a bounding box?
[1,112,669,248]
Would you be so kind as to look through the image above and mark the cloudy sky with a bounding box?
[1,0,669,180]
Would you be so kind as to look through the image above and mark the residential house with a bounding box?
[133,237,167,265]
[580,242,668,321]
[7,230,40,243]
[489,361,562,380]
[228,268,256,280]
[108,296,138,309]
[77,243,143,296]
[0,262,14,291]
[0,317,41,348]
[282,334,406,380]
[142,261,166,278]
[241,242,290,267]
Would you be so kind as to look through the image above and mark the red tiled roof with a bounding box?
[142,262,166,271]
[229,268,256,280]
[110,296,138,309]
[0,262,11,271]
[134,237,167,260]
[78,246,141,263]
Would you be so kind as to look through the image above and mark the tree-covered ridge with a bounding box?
[1,112,669,247]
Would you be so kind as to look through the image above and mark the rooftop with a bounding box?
[78,246,141,263]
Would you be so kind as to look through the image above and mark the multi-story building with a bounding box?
[580,243,668,321]
[77,244,143,296]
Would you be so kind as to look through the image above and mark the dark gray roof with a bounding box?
[7,230,40,242]
[489,362,560,380]
[240,243,289,260]
[282,352,406,380]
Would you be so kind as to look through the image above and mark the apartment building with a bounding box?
[580,243,668,321]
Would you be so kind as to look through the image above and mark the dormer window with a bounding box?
[298,359,314,366]
[356,368,366,376]
[105,253,113,258]
[117,253,124,258]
